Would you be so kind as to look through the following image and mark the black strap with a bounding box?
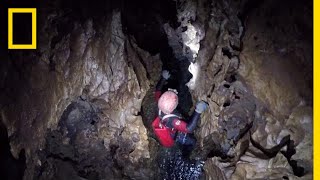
[158,110,181,128]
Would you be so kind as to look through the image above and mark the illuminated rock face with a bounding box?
[0,0,312,179]
[233,0,313,178]
[0,10,160,179]
[163,0,312,179]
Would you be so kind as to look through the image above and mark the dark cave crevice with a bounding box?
[223,100,231,107]
[122,1,204,179]
[121,0,177,55]
[250,134,306,177]
[281,140,306,177]
[225,74,237,83]
[221,47,233,59]
[0,120,26,180]
[121,0,193,117]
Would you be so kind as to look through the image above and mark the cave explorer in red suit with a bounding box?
[152,70,208,149]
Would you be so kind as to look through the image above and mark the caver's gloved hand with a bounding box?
[195,101,208,113]
[162,70,171,80]
[156,70,170,91]
[187,101,208,132]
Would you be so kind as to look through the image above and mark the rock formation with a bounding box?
[0,0,312,179]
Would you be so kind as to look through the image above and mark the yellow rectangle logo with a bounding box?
[8,8,37,49]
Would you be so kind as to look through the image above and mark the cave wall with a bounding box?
[235,0,313,178]
[171,0,312,179]
[0,0,313,179]
[159,0,312,179]
[0,8,162,179]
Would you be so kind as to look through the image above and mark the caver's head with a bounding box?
[158,90,178,114]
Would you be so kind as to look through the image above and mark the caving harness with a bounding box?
[152,110,181,147]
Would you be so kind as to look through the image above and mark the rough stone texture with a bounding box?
[169,0,312,179]
[0,0,312,179]
[163,0,204,63]
[0,9,160,179]
[235,0,313,178]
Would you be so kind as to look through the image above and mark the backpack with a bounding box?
[152,111,180,147]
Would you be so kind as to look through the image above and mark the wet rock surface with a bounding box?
[0,0,312,179]
[157,147,205,180]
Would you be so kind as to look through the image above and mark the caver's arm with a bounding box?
[166,101,208,133]
[155,70,171,102]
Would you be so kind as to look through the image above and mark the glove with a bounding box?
[195,101,208,113]
[162,70,171,80]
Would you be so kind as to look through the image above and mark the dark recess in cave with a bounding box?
[0,121,26,180]
[35,100,110,180]
[121,0,193,117]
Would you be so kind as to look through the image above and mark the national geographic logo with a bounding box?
[8,8,37,49]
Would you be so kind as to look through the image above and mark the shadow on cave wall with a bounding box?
[0,120,26,180]
[35,99,116,180]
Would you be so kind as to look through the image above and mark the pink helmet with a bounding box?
[158,91,178,114]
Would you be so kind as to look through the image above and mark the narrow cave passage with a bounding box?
[122,0,204,179]
[0,0,312,179]
[121,0,193,117]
